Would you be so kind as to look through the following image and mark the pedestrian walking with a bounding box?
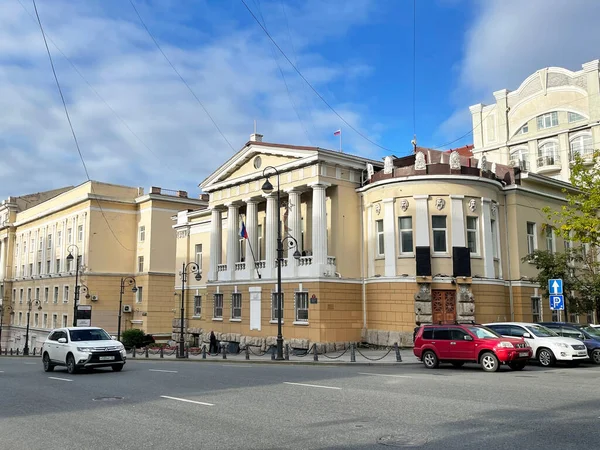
[209,331,218,354]
[413,321,421,344]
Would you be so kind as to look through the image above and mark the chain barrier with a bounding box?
[355,347,393,361]
[246,345,270,356]
[293,344,315,358]
[320,346,350,360]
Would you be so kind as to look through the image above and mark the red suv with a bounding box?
[413,323,532,372]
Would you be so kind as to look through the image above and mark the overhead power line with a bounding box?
[128,0,236,152]
[240,0,392,153]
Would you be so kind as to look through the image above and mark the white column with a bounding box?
[286,189,302,253]
[244,199,259,279]
[382,198,396,277]
[310,183,329,268]
[0,238,5,280]
[264,193,278,279]
[208,209,222,281]
[413,195,430,247]
[450,195,466,248]
[366,205,374,277]
[481,198,495,278]
[61,220,67,272]
[226,203,240,278]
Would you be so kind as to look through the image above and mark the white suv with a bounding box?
[484,322,588,367]
[41,327,126,374]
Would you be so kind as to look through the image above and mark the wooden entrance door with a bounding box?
[432,290,456,324]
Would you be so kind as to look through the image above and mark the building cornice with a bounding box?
[357,174,505,194]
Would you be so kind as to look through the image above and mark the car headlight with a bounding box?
[554,342,569,348]
[77,347,94,352]
[497,341,514,348]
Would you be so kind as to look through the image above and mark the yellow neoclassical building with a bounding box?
[0,181,206,351]
[173,133,585,349]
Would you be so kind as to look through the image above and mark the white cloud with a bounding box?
[0,0,381,200]
[436,0,600,146]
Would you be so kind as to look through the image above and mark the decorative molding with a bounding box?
[435,198,446,211]
[415,152,426,170]
[383,156,394,174]
[176,229,188,239]
[468,198,477,212]
[400,199,409,212]
[449,151,461,170]
[374,203,381,216]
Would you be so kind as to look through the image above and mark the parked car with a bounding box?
[539,322,600,364]
[413,323,532,372]
[484,322,588,367]
[41,327,126,374]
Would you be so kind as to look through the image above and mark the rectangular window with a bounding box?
[569,312,579,323]
[52,314,57,329]
[537,112,558,130]
[587,312,594,325]
[271,292,284,321]
[19,288,24,304]
[232,293,242,319]
[62,314,68,328]
[531,297,541,323]
[18,312,23,325]
[491,219,499,259]
[139,226,145,242]
[37,261,42,275]
[67,228,72,244]
[44,287,49,303]
[35,287,40,303]
[29,263,33,276]
[545,227,555,253]
[526,222,536,254]
[63,286,69,303]
[193,295,202,316]
[432,216,447,253]
[21,265,24,277]
[213,293,223,318]
[34,313,39,327]
[138,256,144,273]
[551,310,559,322]
[239,238,246,262]
[78,225,83,242]
[38,236,43,252]
[398,217,413,254]
[466,216,479,254]
[12,289,16,302]
[30,239,34,252]
[257,224,263,261]
[47,234,52,249]
[43,313,48,329]
[27,288,31,301]
[195,244,202,268]
[136,286,143,303]
[53,287,58,304]
[375,220,384,256]
[67,258,73,272]
[46,260,51,274]
[56,258,60,273]
[57,231,62,247]
[295,292,309,322]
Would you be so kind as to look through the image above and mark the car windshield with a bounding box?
[466,326,500,339]
[69,329,112,342]
[580,326,600,338]
[526,325,558,337]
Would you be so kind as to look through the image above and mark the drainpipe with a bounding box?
[359,192,367,330]
[503,194,515,321]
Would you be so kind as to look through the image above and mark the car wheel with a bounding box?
[508,362,525,371]
[42,353,54,372]
[422,350,439,369]
[451,361,464,368]
[111,364,124,372]
[591,349,600,364]
[537,348,556,367]
[480,352,499,372]
[66,354,78,374]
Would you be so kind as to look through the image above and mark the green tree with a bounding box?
[120,328,146,349]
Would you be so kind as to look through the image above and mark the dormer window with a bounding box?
[537,112,558,130]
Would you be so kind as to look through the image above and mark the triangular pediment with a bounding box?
[200,142,319,191]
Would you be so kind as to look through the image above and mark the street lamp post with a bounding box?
[66,244,83,327]
[261,166,301,360]
[118,277,137,342]
[23,298,42,356]
[0,304,13,353]
[178,262,201,359]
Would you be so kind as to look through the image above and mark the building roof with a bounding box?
[444,144,474,157]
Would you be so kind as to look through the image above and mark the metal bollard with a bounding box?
[202,345,207,359]
[350,343,356,362]
[185,345,189,359]
[145,346,149,358]
[394,342,402,362]
[245,346,250,360]
[313,344,318,362]
[222,343,227,360]
[132,347,137,358]
[10,348,13,356]
[271,346,276,360]
[160,347,164,358]
[16,348,19,356]
[284,343,290,360]
[32,348,36,356]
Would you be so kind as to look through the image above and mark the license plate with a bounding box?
[99,356,115,361]
[578,352,587,356]
[519,352,529,357]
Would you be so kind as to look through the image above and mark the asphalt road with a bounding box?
[1,357,599,450]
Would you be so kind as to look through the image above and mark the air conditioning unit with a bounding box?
[91,295,99,302]
[122,305,132,313]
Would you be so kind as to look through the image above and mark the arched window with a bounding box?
[537,140,560,167]
[510,147,529,170]
[570,133,593,160]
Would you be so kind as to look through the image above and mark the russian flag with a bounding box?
[240,221,248,239]
[333,129,341,136]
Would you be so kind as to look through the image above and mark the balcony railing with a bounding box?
[234,262,245,271]
[327,256,336,265]
[298,256,312,266]
[255,260,266,269]
[537,154,561,168]
[217,264,227,272]
[571,148,594,161]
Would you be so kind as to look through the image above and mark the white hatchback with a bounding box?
[41,327,126,374]
[484,322,588,367]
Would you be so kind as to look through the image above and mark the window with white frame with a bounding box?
[466,217,479,254]
[136,286,143,303]
[432,216,447,253]
[195,244,202,268]
[545,226,555,253]
[568,312,579,323]
[568,112,585,123]
[257,224,263,261]
[38,236,43,252]
[213,293,223,318]
[531,297,541,323]
[536,112,558,130]
[67,228,72,243]
[526,222,537,254]
[34,313,39,327]
[43,313,48,329]
[44,287,49,303]
[516,123,529,135]
[35,287,40,302]
[509,147,529,169]
[537,140,560,167]
[238,238,246,262]
[29,263,33,276]
[78,225,83,242]
[57,231,62,247]
[37,261,41,275]
[271,291,284,321]
[46,260,51,274]
[62,314,68,327]
[55,259,60,273]
[231,293,242,319]
[53,287,58,304]
[18,312,22,325]
[27,288,31,301]
[139,225,145,242]
[491,219,499,259]
[138,256,144,273]
[30,238,34,252]
[587,312,594,324]
[570,133,593,160]
[12,289,16,302]
[47,234,52,249]
[19,289,23,304]
[295,292,309,322]
[398,217,413,254]
[193,295,202,316]
[63,286,69,303]
[375,220,384,256]
[52,314,57,329]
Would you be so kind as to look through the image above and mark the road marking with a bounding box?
[283,382,342,390]
[222,364,256,367]
[24,362,37,365]
[0,370,4,373]
[358,372,413,379]
[149,369,178,373]
[48,376,73,382]
[160,395,214,406]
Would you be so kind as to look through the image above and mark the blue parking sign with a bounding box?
[549,295,564,311]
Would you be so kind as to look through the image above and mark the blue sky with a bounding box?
[1,0,599,199]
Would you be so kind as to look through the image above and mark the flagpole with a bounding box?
[339,129,342,153]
